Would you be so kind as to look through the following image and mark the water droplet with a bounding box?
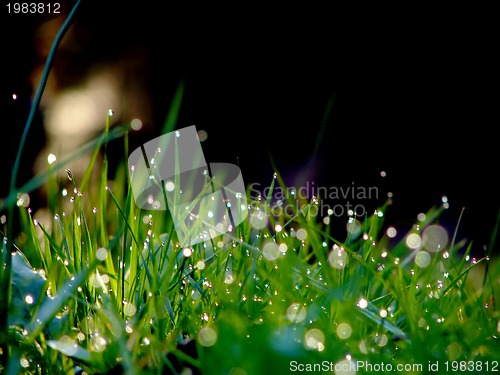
[197,130,208,141]
[375,333,388,347]
[357,298,368,309]
[25,294,34,305]
[96,247,108,261]
[123,302,137,317]
[198,326,217,347]
[165,181,175,192]
[296,228,307,241]
[304,328,325,351]
[16,193,30,207]
[422,225,448,253]
[406,233,422,249]
[90,334,107,352]
[93,207,97,214]
[328,245,348,269]
[337,323,352,339]
[346,219,361,237]
[108,109,114,117]
[249,211,268,230]
[20,357,30,368]
[415,251,431,268]
[286,303,307,322]
[183,247,192,257]
[262,242,280,261]
[47,153,57,165]
[131,118,142,130]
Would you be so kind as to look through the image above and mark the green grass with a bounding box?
[0,113,499,374]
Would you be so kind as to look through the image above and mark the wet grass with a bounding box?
[0,113,499,374]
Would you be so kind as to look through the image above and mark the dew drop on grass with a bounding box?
[304,328,325,351]
[25,294,34,305]
[375,333,388,347]
[249,211,268,230]
[406,233,421,249]
[415,251,431,268]
[47,153,57,165]
[123,302,137,317]
[286,303,306,323]
[386,227,398,238]
[191,290,201,300]
[90,335,107,352]
[279,243,288,253]
[337,323,352,339]
[296,228,307,240]
[422,224,448,252]
[65,169,73,181]
[358,340,368,355]
[328,245,348,269]
[20,357,30,368]
[131,118,142,130]
[357,298,368,309]
[198,326,217,347]
[262,242,280,261]
[108,109,114,117]
[346,219,361,237]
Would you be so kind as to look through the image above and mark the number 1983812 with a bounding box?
[6,3,60,13]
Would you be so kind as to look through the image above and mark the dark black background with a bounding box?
[1,2,498,252]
